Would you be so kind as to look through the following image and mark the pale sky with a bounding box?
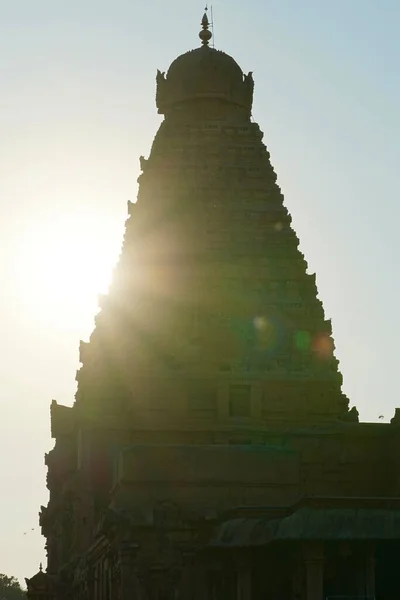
[0,0,399,585]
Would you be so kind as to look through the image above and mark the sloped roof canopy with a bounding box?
[212,503,400,547]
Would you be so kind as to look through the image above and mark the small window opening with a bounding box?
[229,384,251,417]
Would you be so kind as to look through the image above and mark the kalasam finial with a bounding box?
[199,7,212,46]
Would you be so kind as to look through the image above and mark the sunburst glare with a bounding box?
[15,212,118,336]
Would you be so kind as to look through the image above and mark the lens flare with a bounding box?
[253,316,278,351]
[254,316,268,331]
[294,330,311,351]
[313,333,334,360]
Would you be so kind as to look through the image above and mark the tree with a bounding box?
[0,574,26,600]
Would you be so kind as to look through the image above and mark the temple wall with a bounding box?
[289,424,392,497]
[110,444,302,514]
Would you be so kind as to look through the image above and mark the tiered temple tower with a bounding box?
[33,13,400,600]
[76,12,351,428]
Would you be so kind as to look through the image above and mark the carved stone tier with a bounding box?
[74,108,350,423]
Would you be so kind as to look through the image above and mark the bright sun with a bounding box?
[15,212,118,335]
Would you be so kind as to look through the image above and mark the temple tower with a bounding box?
[75,12,351,434]
[39,16,400,600]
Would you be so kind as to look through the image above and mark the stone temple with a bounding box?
[26,12,400,600]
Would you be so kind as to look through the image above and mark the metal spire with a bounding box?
[199,6,212,46]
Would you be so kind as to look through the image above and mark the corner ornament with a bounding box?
[139,155,148,171]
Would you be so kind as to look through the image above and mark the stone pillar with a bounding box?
[365,544,375,599]
[356,543,375,599]
[179,551,195,600]
[292,560,305,600]
[304,542,324,600]
[149,567,167,600]
[119,542,144,600]
[236,554,252,600]
[193,561,209,600]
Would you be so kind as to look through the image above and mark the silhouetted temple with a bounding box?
[27,12,400,600]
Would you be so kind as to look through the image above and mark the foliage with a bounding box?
[0,574,26,599]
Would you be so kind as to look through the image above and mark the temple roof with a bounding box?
[212,498,400,546]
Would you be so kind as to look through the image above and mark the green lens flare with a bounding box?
[294,330,311,351]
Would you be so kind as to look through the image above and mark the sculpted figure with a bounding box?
[343,405,359,422]
[156,69,166,84]
[243,71,254,111]
[156,69,167,111]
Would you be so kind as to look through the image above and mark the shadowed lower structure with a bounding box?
[27,11,400,600]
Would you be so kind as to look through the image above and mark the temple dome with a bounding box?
[156,44,254,115]
[167,45,243,89]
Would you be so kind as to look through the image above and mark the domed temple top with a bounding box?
[25,563,54,598]
[156,10,254,116]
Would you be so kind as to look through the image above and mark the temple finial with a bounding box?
[39,563,43,572]
[199,6,212,46]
